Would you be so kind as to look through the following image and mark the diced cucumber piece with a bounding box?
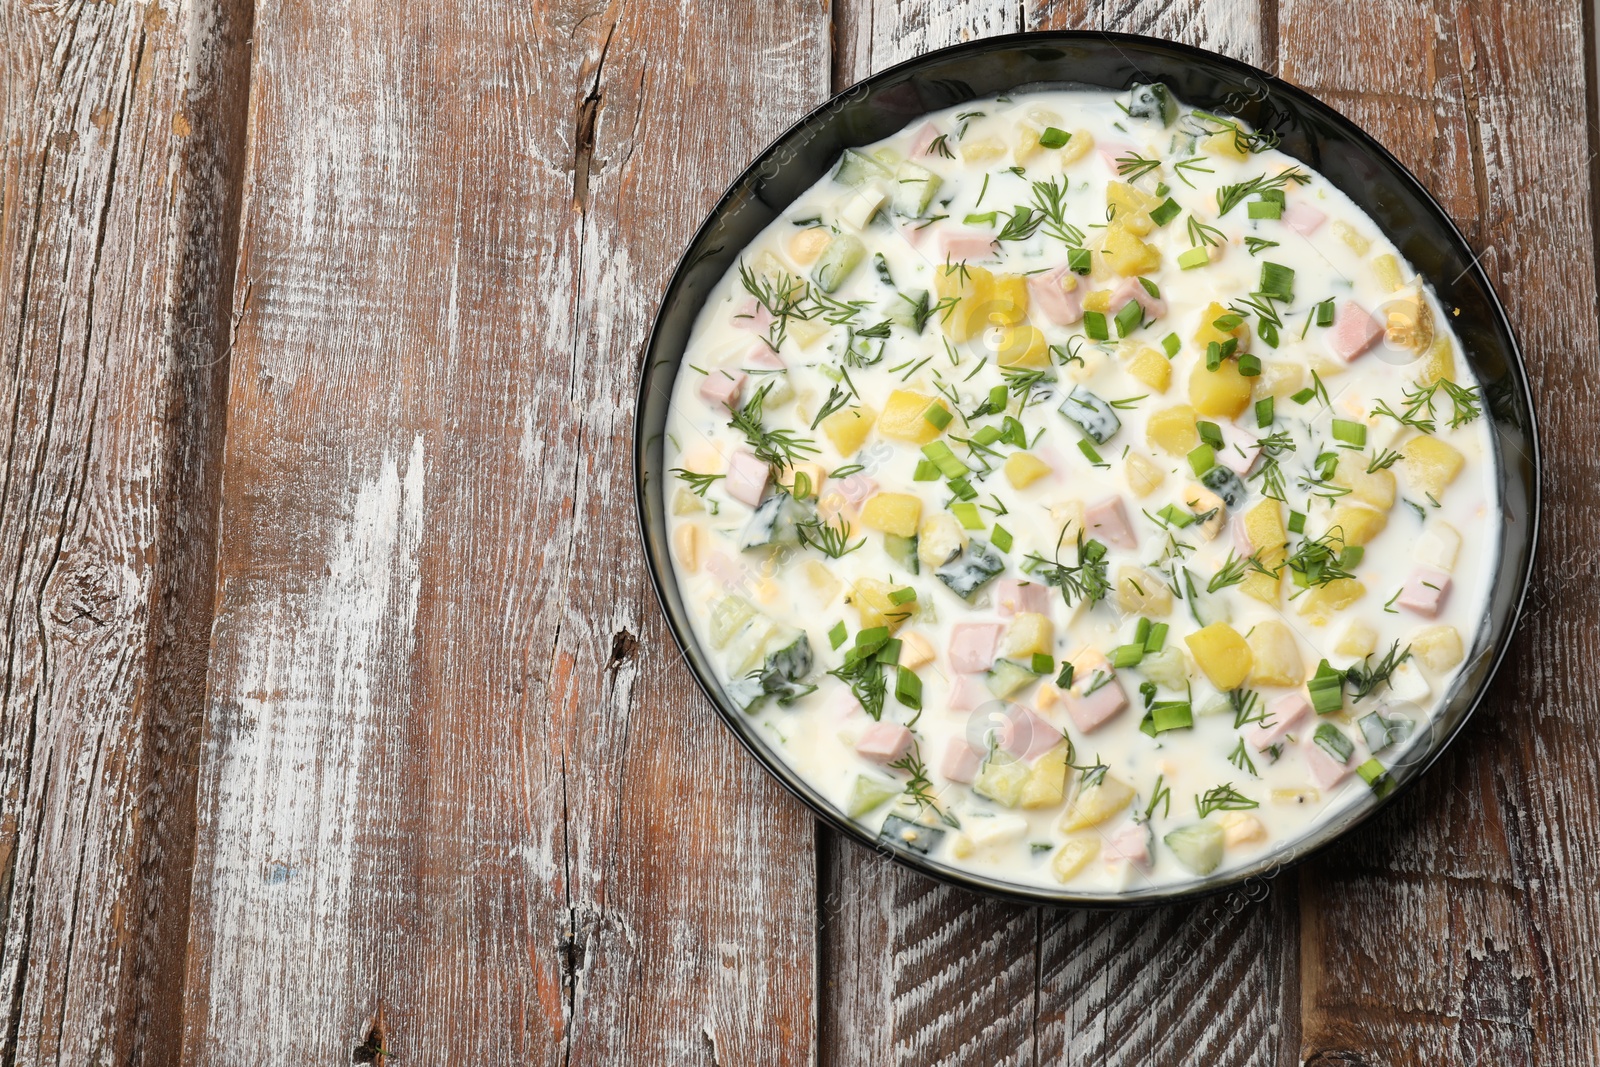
[724,673,768,711]
[985,659,1038,700]
[813,234,866,293]
[834,148,893,187]
[708,596,759,648]
[878,814,946,855]
[1059,386,1121,444]
[730,632,817,711]
[886,289,929,331]
[1358,710,1414,754]
[892,160,943,217]
[884,533,920,575]
[766,633,814,683]
[725,615,782,677]
[739,491,809,550]
[847,775,900,818]
[1200,464,1247,509]
[973,756,1031,808]
[1163,822,1225,874]
[1313,722,1355,763]
[1127,83,1179,126]
[935,539,1005,599]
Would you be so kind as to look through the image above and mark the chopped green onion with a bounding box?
[1237,354,1261,376]
[1315,299,1336,327]
[1290,384,1317,405]
[828,621,848,649]
[947,476,978,501]
[991,524,1014,553]
[1030,652,1055,674]
[963,211,998,226]
[912,458,940,481]
[895,666,923,709]
[922,403,952,430]
[1067,247,1092,274]
[1339,545,1365,568]
[1308,659,1345,715]
[1197,420,1224,450]
[1332,418,1367,447]
[1144,621,1169,653]
[1083,310,1109,341]
[1255,396,1275,428]
[1114,299,1143,338]
[988,384,1009,412]
[1313,722,1354,763]
[1178,246,1211,270]
[1247,199,1282,220]
[1157,503,1195,528]
[888,586,918,605]
[972,424,1003,446]
[1288,510,1307,534]
[1039,126,1071,149]
[1356,758,1392,794]
[1188,444,1216,475]
[1161,332,1181,357]
[921,440,968,478]
[1150,197,1182,226]
[1205,341,1224,370]
[1258,262,1295,302]
[1055,662,1075,689]
[1142,701,1194,736]
[952,502,984,529]
[1078,439,1105,465]
[874,638,902,664]
[1111,642,1145,669]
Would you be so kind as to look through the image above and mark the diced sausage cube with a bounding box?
[994,578,1051,618]
[699,369,747,410]
[1000,708,1061,761]
[1063,675,1129,734]
[1396,567,1452,618]
[724,449,769,506]
[1105,825,1151,867]
[939,738,984,784]
[1328,301,1386,362]
[1246,692,1311,751]
[1305,742,1353,790]
[948,622,1005,673]
[1110,275,1167,319]
[856,722,914,763]
[1282,202,1327,236]
[1085,495,1137,549]
[946,674,987,712]
[1027,264,1084,326]
[939,228,998,262]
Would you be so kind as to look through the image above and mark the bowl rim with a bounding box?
[632,28,1541,908]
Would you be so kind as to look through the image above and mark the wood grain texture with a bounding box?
[177,1,829,1064]
[1279,2,1600,1064]
[818,5,1302,1066]
[0,0,250,1063]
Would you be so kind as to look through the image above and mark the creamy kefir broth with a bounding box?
[662,87,1497,892]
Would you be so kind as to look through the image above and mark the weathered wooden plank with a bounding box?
[0,0,250,1063]
[818,5,1296,1066]
[177,1,830,1064]
[1279,1,1600,1064]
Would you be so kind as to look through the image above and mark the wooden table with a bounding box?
[2,0,1595,1062]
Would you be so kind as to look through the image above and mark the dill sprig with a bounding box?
[810,385,849,430]
[1116,152,1163,182]
[1346,640,1411,700]
[1029,178,1086,247]
[729,381,820,472]
[1244,236,1280,256]
[889,742,960,828]
[1173,155,1214,188]
[1196,783,1259,818]
[997,205,1045,242]
[1207,550,1262,593]
[1229,688,1266,730]
[1283,531,1356,587]
[1228,739,1259,777]
[1187,215,1225,247]
[1023,529,1111,608]
[1372,382,1440,434]
[1216,168,1310,216]
[795,515,865,559]
[1367,448,1403,473]
[671,468,724,496]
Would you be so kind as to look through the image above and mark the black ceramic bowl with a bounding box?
[634,31,1539,906]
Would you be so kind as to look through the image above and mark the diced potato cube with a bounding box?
[1192,301,1250,352]
[1051,838,1100,882]
[1272,787,1321,807]
[673,523,703,572]
[949,832,975,859]
[1128,346,1172,392]
[1059,776,1136,831]
[1335,619,1377,658]
[1220,811,1266,846]
[821,406,875,455]
[898,630,935,669]
[1240,569,1281,606]
[996,323,1050,368]
[934,264,993,343]
[1202,130,1250,161]
[1325,503,1388,549]
[1083,289,1113,313]
[1296,578,1367,624]
[1410,624,1464,671]
[1014,123,1046,164]
[1115,565,1173,616]
[961,136,1007,164]
[918,512,966,568]
[672,487,705,516]
[1124,452,1164,498]
[878,390,948,444]
[849,577,913,632]
[1188,361,1253,418]
[1020,743,1072,809]
[1102,222,1161,276]
[1333,453,1397,510]
[989,275,1029,325]
[973,756,1031,807]
[1372,252,1404,292]
[788,227,831,265]
[1185,623,1254,690]
[1399,435,1465,498]
[1247,619,1304,687]
[1004,451,1052,489]
[1004,612,1054,657]
[859,492,923,538]
[1147,405,1199,456]
[788,316,829,349]
[804,560,842,603]
[1182,484,1227,541]
[1332,220,1370,255]
[1106,181,1160,234]
[1049,499,1087,540]
[1416,521,1462,572]
[1418,334,1456,386]
[1385,287,1433,352]
[1243,498,1288,555]
[1059,129,1094,165]
[1254,359,1306,399]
